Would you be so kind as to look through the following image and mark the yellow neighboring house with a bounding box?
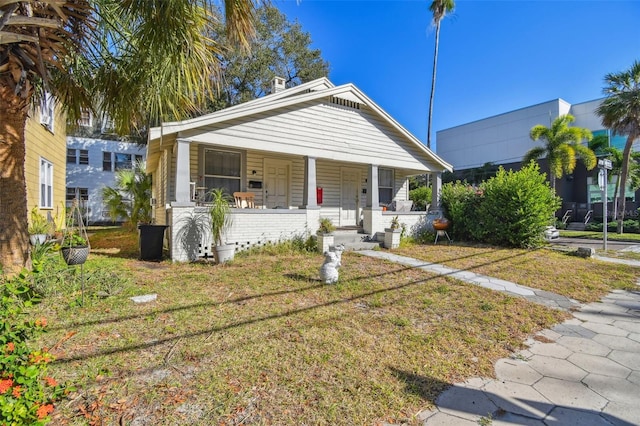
[24,94,66,229]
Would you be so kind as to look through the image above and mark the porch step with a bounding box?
[333,229,381,251]
[566,222,586,231]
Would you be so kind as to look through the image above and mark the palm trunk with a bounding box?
[0,82,31,276]
[616,135,635,234]
[426,22,441,150]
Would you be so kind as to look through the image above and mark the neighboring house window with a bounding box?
[66,187,88,201]
[40,92,55,132]
[67,149,89,165]
[39,158,53,208]
[203,149,241,196]
[115,153,132,171]
[79,109,92,127]
[103,151,112,171]
[79,149,89,165]
[67,148,76,164]
[378,168,394,205]
[103,152,142,172]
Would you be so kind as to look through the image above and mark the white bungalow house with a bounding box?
[146,77,452,261]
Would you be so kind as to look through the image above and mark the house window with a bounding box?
[40,92,55,132]
[66,187,88,201]
[39,158,53,208]
[79,109,92,127]
[135,154,143,164]
[203,149,241,197]
[378,168,394,205]
[103,151,112,171]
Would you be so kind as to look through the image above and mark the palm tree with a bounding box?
[426,0,454,150]
[102,161,153,229]
[523,114,596,192]
[0,1,256,276]
[596,60,640,234]
[598,146,640,222]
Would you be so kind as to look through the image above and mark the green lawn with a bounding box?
[560,229,640,242]
[28,229,639,425]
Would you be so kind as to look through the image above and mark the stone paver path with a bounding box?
[357,250,640,425]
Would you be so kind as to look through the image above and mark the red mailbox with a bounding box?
[316,187,323,205]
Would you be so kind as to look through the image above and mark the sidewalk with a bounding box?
[357,250,640,425]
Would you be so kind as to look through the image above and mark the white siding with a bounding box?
[181,101,438,172]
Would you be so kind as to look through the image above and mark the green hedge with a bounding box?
[441,163,560,248]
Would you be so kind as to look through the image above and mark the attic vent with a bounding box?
[330,96,360,110]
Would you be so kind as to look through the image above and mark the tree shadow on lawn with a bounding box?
[51,248,545,365]
[52,270,452,365]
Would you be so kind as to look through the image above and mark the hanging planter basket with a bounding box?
[61,245,90,265]
[60,198,90,266]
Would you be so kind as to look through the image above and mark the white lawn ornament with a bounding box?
[319,251,340,284]
[330,244,345,268]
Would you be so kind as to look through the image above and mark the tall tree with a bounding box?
[426,0,454,150]
[523,114,596,192]
[0,0,256,276]
[599,146,640,220]
[207,4,329,111]
[596,60,640,234]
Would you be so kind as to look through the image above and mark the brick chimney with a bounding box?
[271,77,285,94]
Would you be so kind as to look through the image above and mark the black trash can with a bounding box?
[138,224,168,261]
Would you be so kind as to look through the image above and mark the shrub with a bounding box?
[440,182,484,241]
[623,219,640,234]
[477,164,560,248]
[409,186,431,210]
[1,271,71,425]
[441,164,560,248]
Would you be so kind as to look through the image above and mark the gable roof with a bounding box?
[148,77,452,172]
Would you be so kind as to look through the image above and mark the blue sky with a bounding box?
[276,0,640,151]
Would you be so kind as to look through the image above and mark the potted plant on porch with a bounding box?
[384,216,402,249]
[316,217,336,253]
[209,188,235,264]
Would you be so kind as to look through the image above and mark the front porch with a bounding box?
[167,205,436,262]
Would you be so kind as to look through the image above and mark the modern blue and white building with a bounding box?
[436,98,635,220]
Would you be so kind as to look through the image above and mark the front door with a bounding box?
[264,159,290,208]
[340,168,360,226]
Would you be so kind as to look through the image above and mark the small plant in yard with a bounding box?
[317,217,336,235]
[1,271,71,425]
[28,207,52,236]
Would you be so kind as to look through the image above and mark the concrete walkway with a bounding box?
[357,250,640,425]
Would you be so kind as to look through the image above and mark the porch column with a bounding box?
[300,156,319,209]
[430,171,442,211]
[363,164,383,235]
[173,138,194,206]
[366,164,380,209]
